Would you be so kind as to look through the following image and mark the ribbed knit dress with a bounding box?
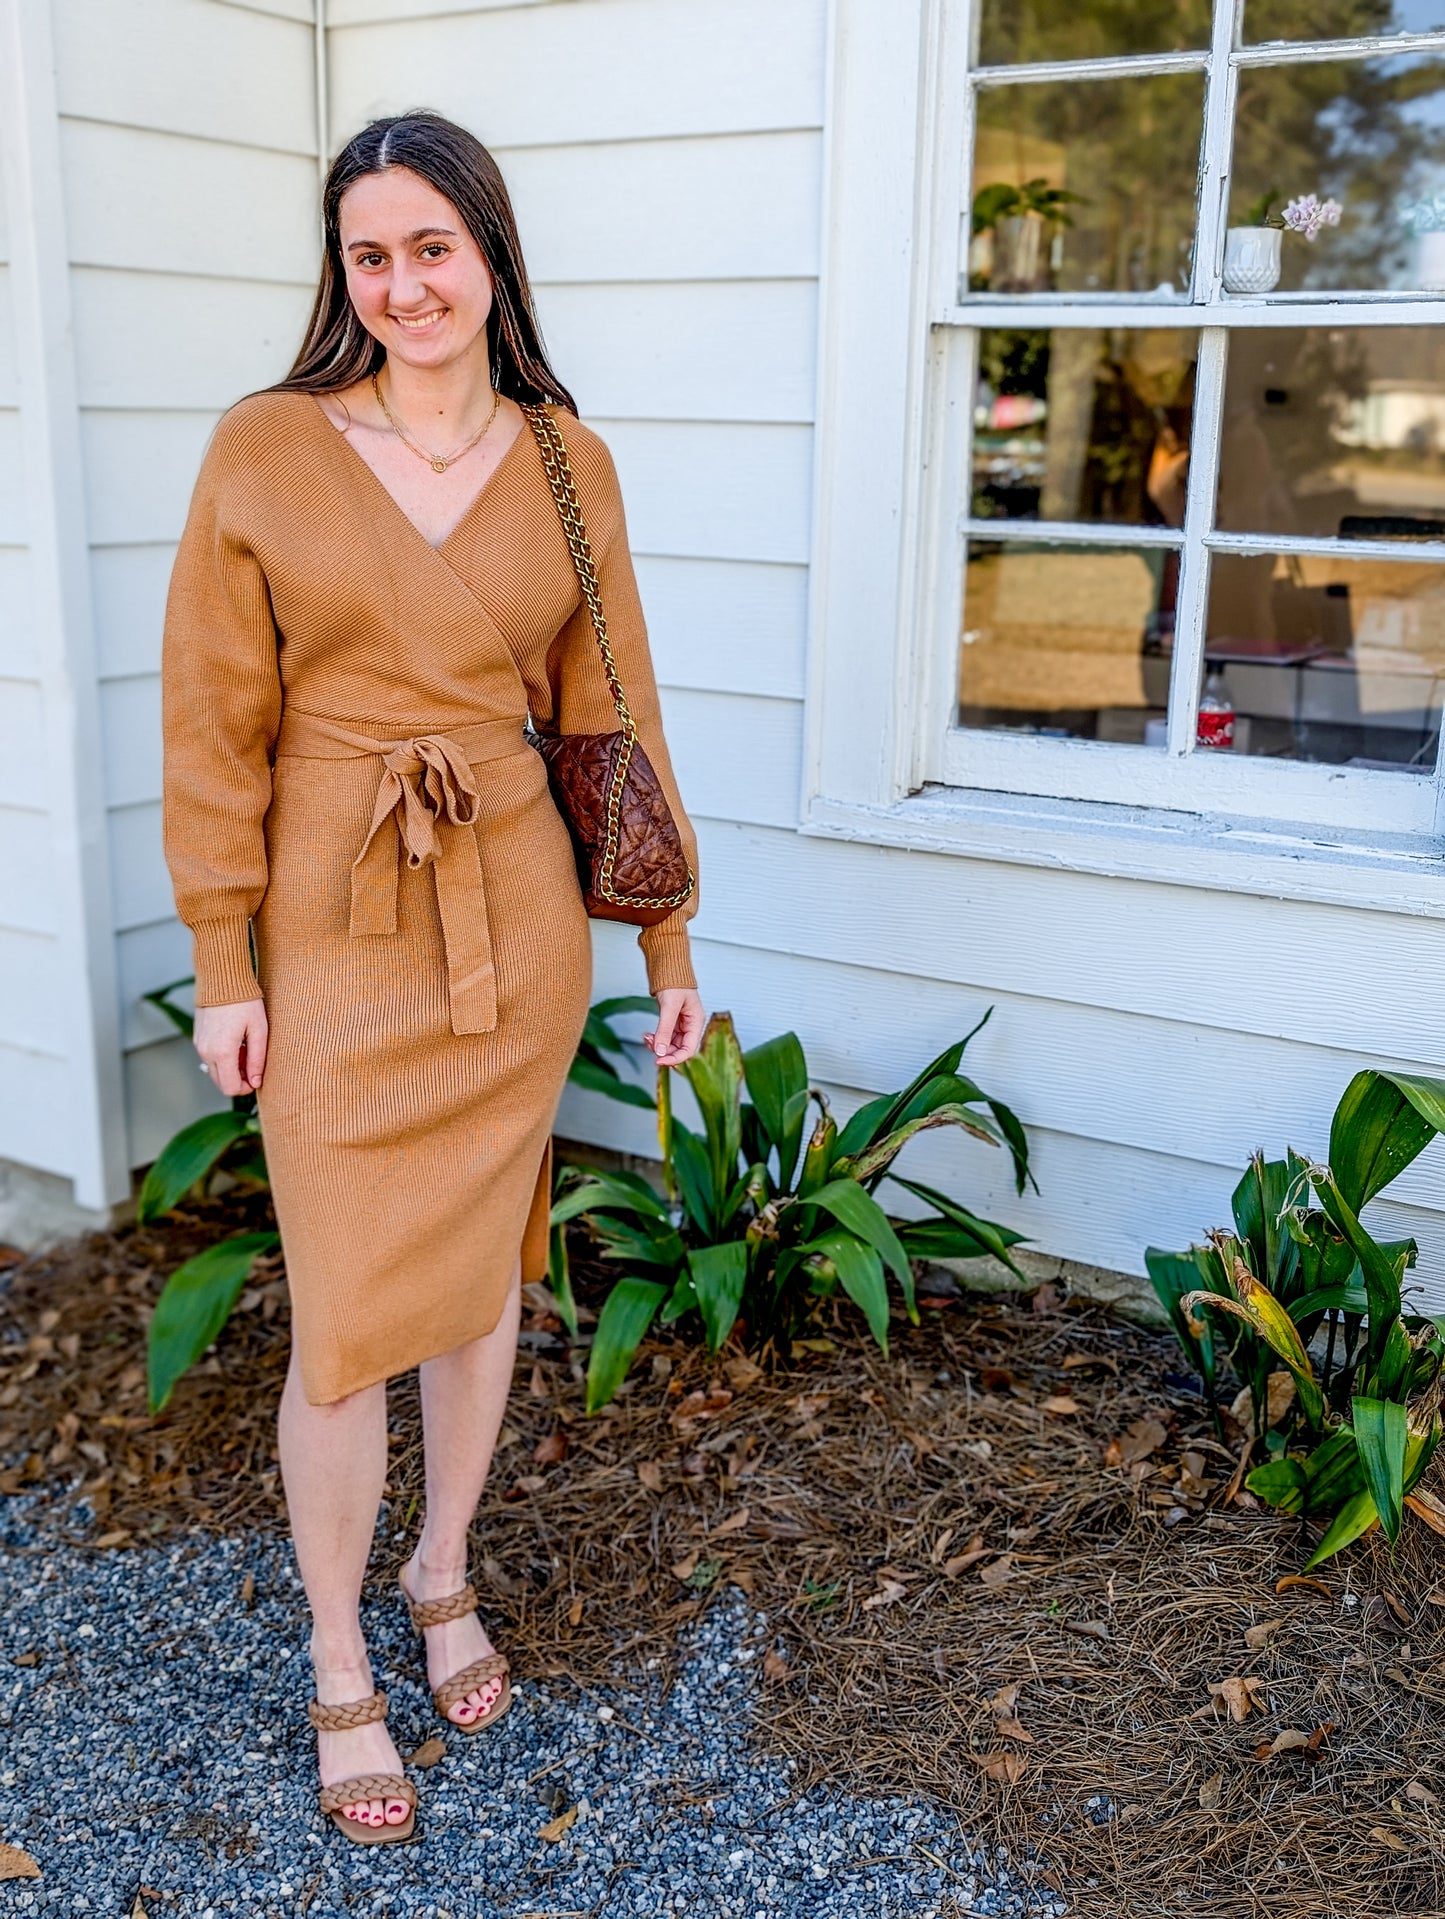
[160,390,698,1405]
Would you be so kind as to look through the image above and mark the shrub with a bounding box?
[1147,1069,1445,1568]
[552,1009,1034,1412]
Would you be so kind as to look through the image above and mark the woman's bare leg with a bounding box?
[277,1344,410,1827]
[399,1264,522,1725]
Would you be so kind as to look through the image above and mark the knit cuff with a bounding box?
[639,918,697,996]
[190,917,263,1006]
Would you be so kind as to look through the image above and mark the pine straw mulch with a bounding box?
[3,1196,1445,1918]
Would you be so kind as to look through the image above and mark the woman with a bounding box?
[160,110,703,1846]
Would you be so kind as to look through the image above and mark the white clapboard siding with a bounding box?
[211,0,314,23]
[0,411,23,546]
[585,927,1445,1210]
[81,410,220,547]
[0,1044,78,1180]
[116,918,196,1050]
[53,0,317,155]
[328,0,824,145]
[0,267,15,405]
[688,822,1445,1066]
[595,420,813,565]
[72,270,314,411]
[0,929,69,1056]
[0,678,47,809]
[534,281,816,425]
[60,120,319,284]
[0,807,58,938]
[108,800,172,932]
[91,544,175,681]
[660,688,801,828]
[0,549,36,677]
[99,673,159,810]
[636,557,808,701]
[493,135,822,286]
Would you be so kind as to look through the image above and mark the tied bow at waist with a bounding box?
[276,710,528,1036]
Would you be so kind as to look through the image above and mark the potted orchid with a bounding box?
[1224,190,1343,294]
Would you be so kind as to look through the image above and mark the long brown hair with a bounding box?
[275,109,576,412]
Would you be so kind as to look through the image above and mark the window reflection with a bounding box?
[1217,328,1445,538]
[970,74,1205,296]
[1232,56,1445,293]
[958,542,1174,744]
[1246,0,1445,42]
[1203,553,1445,767]
[973,329,1197,525]
[978,0,1210,66]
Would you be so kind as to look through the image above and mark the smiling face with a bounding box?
[338,166,494,373]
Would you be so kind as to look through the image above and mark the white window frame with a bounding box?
[803,0,1445,909]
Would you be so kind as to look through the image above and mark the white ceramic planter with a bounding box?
[1222,225,1282,295]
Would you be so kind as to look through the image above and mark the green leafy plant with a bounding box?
[137,985,652,1413]
[972,178,1082,235]
[553,1010,1034,1413]
[1147,1069,1445,1569]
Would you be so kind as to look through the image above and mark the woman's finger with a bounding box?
[242,1007,269,1090]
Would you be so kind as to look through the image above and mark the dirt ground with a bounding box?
[3,1191,1444,1919]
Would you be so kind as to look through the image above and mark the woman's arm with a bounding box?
[161,415,284,1085]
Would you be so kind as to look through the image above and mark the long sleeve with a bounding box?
[161,418,284,1007]
[546,433,699,996]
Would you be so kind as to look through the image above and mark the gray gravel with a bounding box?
[0,1491,1066,1917]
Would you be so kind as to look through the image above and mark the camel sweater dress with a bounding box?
[160,390,698,1405]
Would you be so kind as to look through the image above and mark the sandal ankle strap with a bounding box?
[309,1688,388,1731]
[400,1572,479,1629]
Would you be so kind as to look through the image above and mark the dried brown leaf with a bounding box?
[723,1355,763,1390]
[763,1650,790,1684]
[1276,1574,1333,1600]
[567,1596,584,1628]
[0,1845,40,1881]
[1042,1395,1080,1416]
[1368,1826,1409,1853]
[942,1534,989,1579]
[539,1804,579,1842]
[671,1551,700,1582]
[1064,1618,1111,1644]
[970,1749,1028,1785]
[533,1429,569,1467]
[1104,1418,1168,1470]
[978,1554,1014,1589]
[862,1578,908,1612]
[406,1736,446,1768]
[1198,1772,1223,1811]
[710,1507,751,1537]
[1408,1778,1439,1809]
[1405,1487,1445,1538]
[10,1650,39,1667]
[1208,1676,1265,1722]
[636,1460,663,1493]
[239,1570,255,1606]
[1243,1618,1283,1649]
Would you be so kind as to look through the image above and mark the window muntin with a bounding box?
[978,0,1212,66]
[940,1,1445,835]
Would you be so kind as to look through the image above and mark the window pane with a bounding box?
[1202,552,1445,767]
[1231,56,1445,293]
[1245,0,1445,43]
[973,328,1197,525]
[979,0,1210,66]
[970,75,1206,296]
[959,541,1176,743]
[1217,327,1445,538]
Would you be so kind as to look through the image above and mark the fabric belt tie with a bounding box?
[275,710,527,1037]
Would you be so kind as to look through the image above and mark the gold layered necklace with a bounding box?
[372,369,501,474]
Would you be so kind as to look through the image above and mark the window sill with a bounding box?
[801,785,1445,917]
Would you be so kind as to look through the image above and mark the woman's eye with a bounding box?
[420,244,450,259]
[357,253,385,268]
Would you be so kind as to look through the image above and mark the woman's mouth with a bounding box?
[392,308,448,333]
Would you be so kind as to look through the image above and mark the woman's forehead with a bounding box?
[339,167,463,240]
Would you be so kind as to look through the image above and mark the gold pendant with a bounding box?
[431,457,448,474]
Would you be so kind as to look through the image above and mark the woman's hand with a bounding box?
[194,999,268,1096]
[644,989,704,1068]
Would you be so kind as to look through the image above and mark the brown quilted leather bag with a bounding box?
[521,403,696,927]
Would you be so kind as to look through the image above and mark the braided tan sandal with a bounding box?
[307,1688,418,1844]
[396,1565,513,1733]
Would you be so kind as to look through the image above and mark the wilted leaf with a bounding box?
[979,1555,1014,1589]
[943,1534,989,1578]
[528,1365,548,1399]
[1407,1779,1439,1809]
[1255,1728,1311,1761]
[10,1650,39,1667]
[1104,1418,1167,1469]
[961,1439,993,1461]
[1405,1487,1445,1539]
[567,1596,584,1627]
[1031,1282,1062,1315]
[792,1337,836,1354]
[1198,1773,1223,1810]
[1064,1619,1111,1644]
[1042,1395,1080,1416]
[671,1551,700,1581]
[724,1355,763,1390]
[131,1898,147,1919]
[406,1737,446,1768]
[1063,1351,1119,1373]
[1208,1676,1265,1722]
[539,1804,580,1843]
[239,1571,255,1606]
[671,1387,734,1425]
[533,1429,569,1466]
[863,1578,908,1611]
[93,1530,131,1549]
[1243,1619,1284,1649]
[763,1650,790,1684]
[988,1685,1035,1745]
[0,1845,40,1881]
[1368,1826,1409,1853]
[636,1460,663,1493]
[970,1750,1028,1785]
[710,1507,751,1537]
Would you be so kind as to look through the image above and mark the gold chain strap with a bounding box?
[521,403,693,913]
